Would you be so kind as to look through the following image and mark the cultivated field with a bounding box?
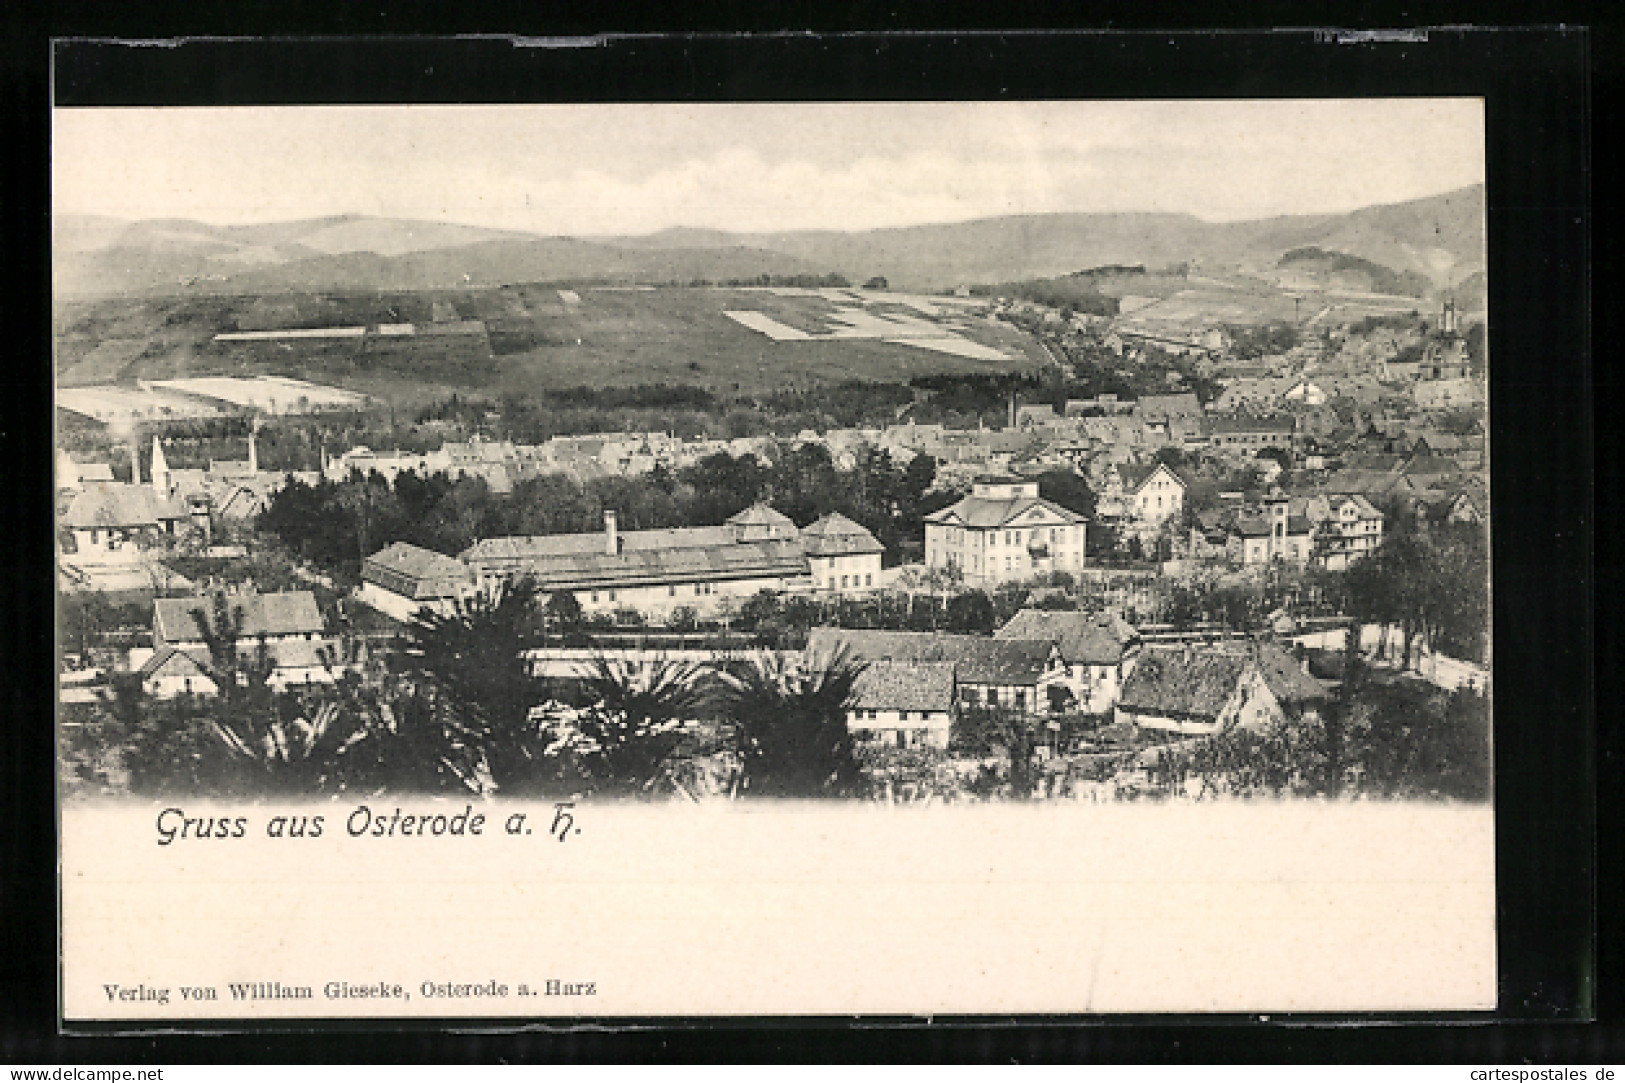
[54,286,1047,406]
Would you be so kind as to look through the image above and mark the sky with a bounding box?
[53,100,1485,236]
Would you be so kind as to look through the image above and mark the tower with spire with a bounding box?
[150,434,171,498]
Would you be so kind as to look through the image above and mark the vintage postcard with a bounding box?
[54,98,1493,1021]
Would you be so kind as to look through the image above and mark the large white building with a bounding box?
[923,475,1088,587]
[801,511,885,592]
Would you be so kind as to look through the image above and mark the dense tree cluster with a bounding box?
[259,444,945,583]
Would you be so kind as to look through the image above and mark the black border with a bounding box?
[5,23,1603,1063]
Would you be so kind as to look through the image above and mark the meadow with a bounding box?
[55,285,1047,407]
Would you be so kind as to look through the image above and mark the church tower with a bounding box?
[150,435,171,498]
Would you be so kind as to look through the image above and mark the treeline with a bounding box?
[992,276,1118,317]
[259,444,948,582]
[1225,321,1301,360]
[1278,247,1434,298]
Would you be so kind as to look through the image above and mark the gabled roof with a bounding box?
[800,512,884,557]
[849,661,957,713]
[138,645,214,681]
[61,483,188,529]
[995,609,1139,665]
[806,627,1056,686]
[1325,493,1384,519]
[1118,462,1187,495]
[154,590,325,643]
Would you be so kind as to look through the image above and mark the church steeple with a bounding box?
[151,435,171,497]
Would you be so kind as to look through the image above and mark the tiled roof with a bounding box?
[1209,413,1296,435]
[800,512,884,557]
[1134,393,1203,419]
[462,526,738,563]
[806,628,1055,686]
[849,661,957,713]
[362,542,473,599]
[155,590,325,643]
[469,539,809,592]
[1117,647,1251,720]
[995,609,1139,665]
[726,503,795,528]
[1248,642,1330,705]
[61,483,188,529]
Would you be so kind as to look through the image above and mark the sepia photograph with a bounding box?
[53,96,1497,1020]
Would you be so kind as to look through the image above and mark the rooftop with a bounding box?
[849,661,957,713]
[154,590,325,644]
[806,627,1056,686]
[61,483,188,530]
[995,609,1139,665]
[800,512,885,557]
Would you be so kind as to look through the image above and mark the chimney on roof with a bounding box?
[604,509,619,556]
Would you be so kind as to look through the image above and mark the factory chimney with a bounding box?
[128,433,141,486]
[604,509,619,556]
[248,423,260,474]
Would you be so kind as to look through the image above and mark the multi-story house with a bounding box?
[801,512,885,593]
[1305,493,1385,570]
[1224,496,1314,568]
[1119,463,1187,529]
[995,609,1141,714]
[923,475,1089,587]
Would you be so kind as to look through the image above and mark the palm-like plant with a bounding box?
[542,655,714,797]
[209,699,369,796]
[403,577,550,793]
[721,646,868,799]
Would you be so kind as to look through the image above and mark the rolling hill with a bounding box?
[53,185,1484,299]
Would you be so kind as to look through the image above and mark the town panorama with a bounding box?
[55,178,1489,805]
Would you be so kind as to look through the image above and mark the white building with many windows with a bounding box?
[800,511,884,592]
[923,476,1088,587]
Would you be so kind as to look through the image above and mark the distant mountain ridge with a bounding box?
[54,184,1484,298]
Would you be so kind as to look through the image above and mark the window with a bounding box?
[669,585,676,597]
[1015,689,1027,709]
[841,575,849,588]
[608,590,617,602]
[865,574,872,587]
[986,688,997,706]
[590,592,599,603]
